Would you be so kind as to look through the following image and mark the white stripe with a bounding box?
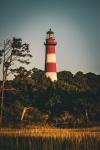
[46,54,56,63]
[46,72,57,81]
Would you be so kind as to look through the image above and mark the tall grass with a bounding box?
[0,127,100,150]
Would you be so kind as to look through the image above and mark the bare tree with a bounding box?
[21,107,33,121]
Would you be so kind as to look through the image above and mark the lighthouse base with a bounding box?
[46,72,57,81]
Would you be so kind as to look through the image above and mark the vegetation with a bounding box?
[0,38,100,128]
[0,37,100,150]
[0,67,100,127]
[0,128,100,150]
[0,38,32,125]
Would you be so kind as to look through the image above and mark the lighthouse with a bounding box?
[44,29,57,81]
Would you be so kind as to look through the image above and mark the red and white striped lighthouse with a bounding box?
[44,29,57,81]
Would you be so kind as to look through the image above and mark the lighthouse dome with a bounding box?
[47,28,54,34]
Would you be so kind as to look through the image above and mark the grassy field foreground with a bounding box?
[0,127,100,150]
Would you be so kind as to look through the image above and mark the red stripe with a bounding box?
[46,46,55,53]
[46,39,56,45]
[45,63,57,72]
[47,39,55,43]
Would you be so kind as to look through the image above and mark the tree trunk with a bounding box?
[0,41,5,126]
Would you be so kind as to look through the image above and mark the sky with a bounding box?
[0,0,100,80]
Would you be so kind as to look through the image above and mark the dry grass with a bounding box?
[0,126,100,138]
[0,127,100,150]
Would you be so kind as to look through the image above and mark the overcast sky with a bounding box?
[0,0,100,79]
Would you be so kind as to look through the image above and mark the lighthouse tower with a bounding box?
[44,29,57,81]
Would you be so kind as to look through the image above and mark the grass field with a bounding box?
[0,127,100,150]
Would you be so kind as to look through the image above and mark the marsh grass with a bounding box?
[0,127,100,150]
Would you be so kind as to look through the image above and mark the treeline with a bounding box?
[0,67,100,127]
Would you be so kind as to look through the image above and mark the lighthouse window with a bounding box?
[46,34,49,39]
[50,34,54,39]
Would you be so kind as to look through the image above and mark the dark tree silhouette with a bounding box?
[0,38,32,125]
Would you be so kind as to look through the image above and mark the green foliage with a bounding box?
[0,68,100,127]
[0,38,32,79]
